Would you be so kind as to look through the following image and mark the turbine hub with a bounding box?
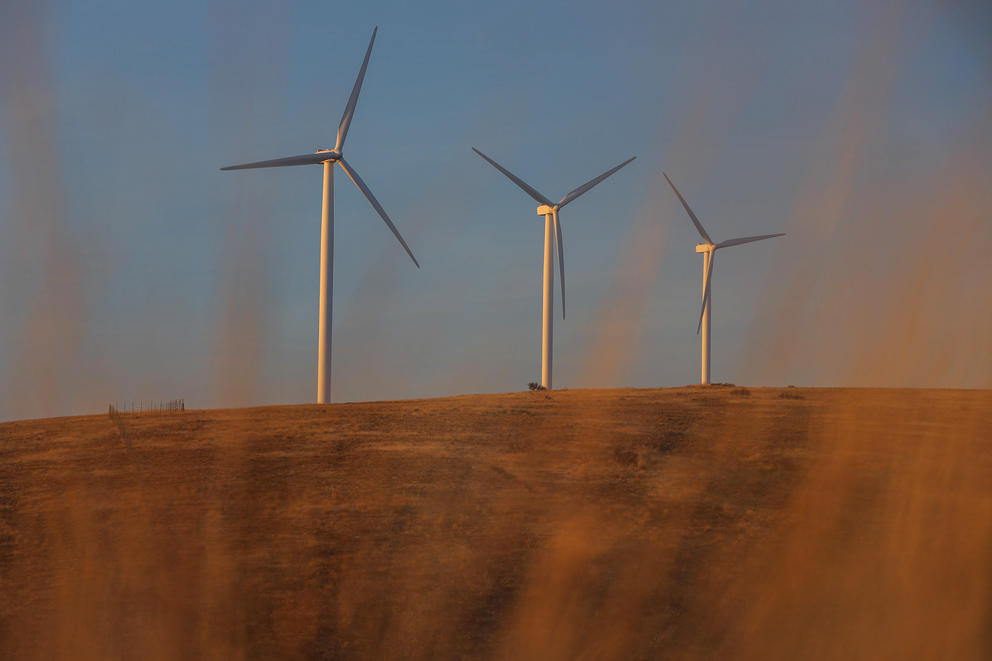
[695,243,715,253]
[536,204,558,216]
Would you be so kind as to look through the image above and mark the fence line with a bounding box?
[108,399,185,417]
[107,399,184,449]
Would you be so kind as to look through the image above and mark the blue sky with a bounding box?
[1,0,990,420]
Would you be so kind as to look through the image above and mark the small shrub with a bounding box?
[614,448,639,466]
[528,382,546,391]
[779,391,805,400]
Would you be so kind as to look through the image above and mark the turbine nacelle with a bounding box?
[315,148,341,161]
[695,243,715,253]
[536,204,559,216]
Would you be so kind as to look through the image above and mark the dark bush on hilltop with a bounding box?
[528,382,546,391]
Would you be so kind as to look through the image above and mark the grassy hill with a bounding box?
[1,387,990,659]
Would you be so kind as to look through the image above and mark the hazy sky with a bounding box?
[1,0,989,420]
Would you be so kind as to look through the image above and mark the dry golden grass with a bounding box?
[1,386,990,659]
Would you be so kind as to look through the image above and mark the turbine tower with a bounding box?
[473,148,635,389]
[663,173,783,385]
[221,27,419,404]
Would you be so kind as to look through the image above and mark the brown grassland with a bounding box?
[1,386,990,659]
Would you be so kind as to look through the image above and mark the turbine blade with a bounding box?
[338,157,420,268]
[220,152,332,170]
[716,233,785,249]
[335,26,377,152]
[553,208,565,319]
[697,252,715,334]
[663,172,713,245]
[471,148,553,207]
[557,156,636,208]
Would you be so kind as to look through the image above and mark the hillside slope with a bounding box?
[1,387,990,659]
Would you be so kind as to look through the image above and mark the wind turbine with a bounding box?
[220,27,418,404]
[663,173,783,385]
[473,148,635,389]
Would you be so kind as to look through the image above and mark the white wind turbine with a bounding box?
[221,27,418,404]
[663,173,784,385]
[473,148,636,389]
